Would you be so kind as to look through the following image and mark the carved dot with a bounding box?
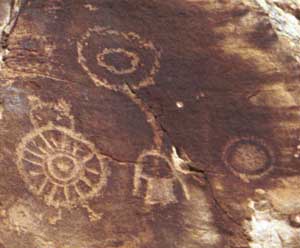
[176,101,184,109]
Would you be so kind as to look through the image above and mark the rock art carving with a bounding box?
[77,27,193,207]
[133,150,190,206]
[222,136,275,182]
[16,96,110,222]
[77,26,161,92]
[96,48,140,75]
[77,26,164,149]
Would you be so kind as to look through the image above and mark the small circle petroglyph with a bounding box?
[46,153,82,185]
[96,48,140,75]
[17,123,109,209]
[222,136,275,181]
[77,26,161,92]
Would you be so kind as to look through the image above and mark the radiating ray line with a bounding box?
[49,135,59,148]
[72,142,87,155]
[64,185,70,202]
[30,140,47,155]
[60,132,69,150]
[47,184,58,204]
[81,176,93,188]
[29,170,44,177]
[86,167,100,175]
[37,145,48,155]
[30,139,39,147]
[39,133,54,150]
[22,157,43,167]
[73,143,90,158]
[74,184,84,197]
[82,153,94,163]
[25,147,45,159]
[72,143,80,156]
[37,177,48,195]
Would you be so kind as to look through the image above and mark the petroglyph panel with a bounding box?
[3,0,300,247]
[77,26,161,92]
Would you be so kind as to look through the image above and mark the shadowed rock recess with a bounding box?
[0,0,300,247]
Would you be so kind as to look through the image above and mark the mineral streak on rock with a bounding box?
[0,0,300,247]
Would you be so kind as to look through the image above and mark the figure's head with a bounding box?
[28,96,75,129]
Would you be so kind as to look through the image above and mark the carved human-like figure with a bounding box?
[133,150,190,206]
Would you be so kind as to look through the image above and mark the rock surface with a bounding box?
[0,0,300,247]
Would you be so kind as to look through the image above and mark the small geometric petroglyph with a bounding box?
[17,123,109,209]
[97,48,140,75]
[133,150,189,206]
[16,96,110,222]
[28,95,75,129]
[222,136,275,182]
[77,26,161,92]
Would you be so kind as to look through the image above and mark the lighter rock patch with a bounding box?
[247,199,300,248]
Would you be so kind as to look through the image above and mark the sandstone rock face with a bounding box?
[0,0,300,247]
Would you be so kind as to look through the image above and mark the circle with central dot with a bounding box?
[77,26,161,92]
[222,137,275,181]
[16,124,110,209]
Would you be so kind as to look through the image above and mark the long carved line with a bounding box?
[124,85,164,150]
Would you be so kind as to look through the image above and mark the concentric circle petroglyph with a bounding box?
[77,26,161,92]
[222,137,275,181]
[17,123,109,209]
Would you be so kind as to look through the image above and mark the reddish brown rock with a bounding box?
[1,0,300,247]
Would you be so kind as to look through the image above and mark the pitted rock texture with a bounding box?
[0,0,300,248]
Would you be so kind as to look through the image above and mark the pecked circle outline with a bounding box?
[77,26,161,92]
[222,136,275,181]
